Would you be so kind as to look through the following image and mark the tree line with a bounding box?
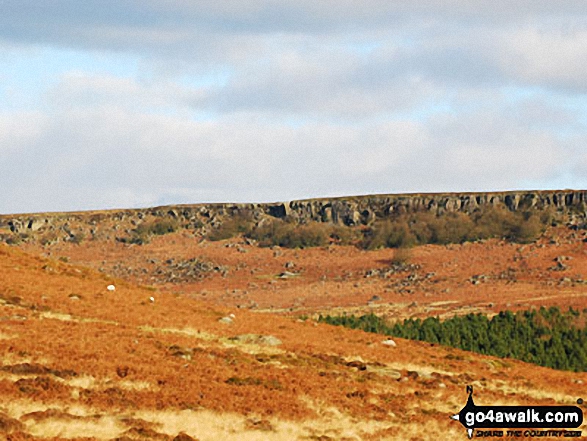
[318,307,587,372]
[207,206,553,249]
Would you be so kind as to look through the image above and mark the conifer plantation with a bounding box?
[319,307,587,372]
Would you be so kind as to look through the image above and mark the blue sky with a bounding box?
[1,1,586,214]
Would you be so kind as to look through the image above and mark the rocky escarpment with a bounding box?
[1,190,586,244]
[273,190,587,226]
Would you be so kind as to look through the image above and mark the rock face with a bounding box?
[278,190,587,226]
[1,190,586,241]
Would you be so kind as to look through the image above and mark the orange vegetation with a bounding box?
[0,224,585,440]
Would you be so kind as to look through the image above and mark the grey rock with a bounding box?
[229,334,282,346]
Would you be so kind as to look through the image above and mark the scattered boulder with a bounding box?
[367,365,401,379]
[229,334,282,346]
[549,262,569,271]
[405,369,433,380]
[549,256,572,271]
[364,262,421,279]
[382,339,397,347]
[168,345,195,360]
[346,360,367,371]
[469,274,489,285]
[406,370,419,380]
[153,257,228,284]
[554,255,572,262]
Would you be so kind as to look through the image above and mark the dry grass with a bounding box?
[0,227,585,439]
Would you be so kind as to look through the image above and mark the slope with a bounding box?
[0,244,585,440]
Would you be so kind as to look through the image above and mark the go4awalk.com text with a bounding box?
[452,386,584,439]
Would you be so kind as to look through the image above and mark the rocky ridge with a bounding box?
[1,190,586,243]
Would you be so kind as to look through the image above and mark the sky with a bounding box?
[1,1,587,214]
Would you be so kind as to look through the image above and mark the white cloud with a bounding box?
[0,83,580,213]
[497,27,587,91]
[0,111,48,153]
[44,72,205,112]
[1,3,587,212]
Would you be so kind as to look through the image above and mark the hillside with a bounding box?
[8,222,587,321]
[0,243,585,440]
[0,191,586,439]
[2,190,586,242]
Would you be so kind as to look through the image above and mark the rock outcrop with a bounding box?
[276,190,587,226]
[1,190,586,243]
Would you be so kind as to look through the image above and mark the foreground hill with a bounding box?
[0,243,585,440]
[1,191,586,439]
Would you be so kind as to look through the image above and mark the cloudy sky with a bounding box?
[1,1,587,214]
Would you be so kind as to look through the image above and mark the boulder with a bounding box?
[229,334,282,346]
[382,339,397,347]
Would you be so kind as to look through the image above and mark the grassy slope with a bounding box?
[0,243,585,440]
